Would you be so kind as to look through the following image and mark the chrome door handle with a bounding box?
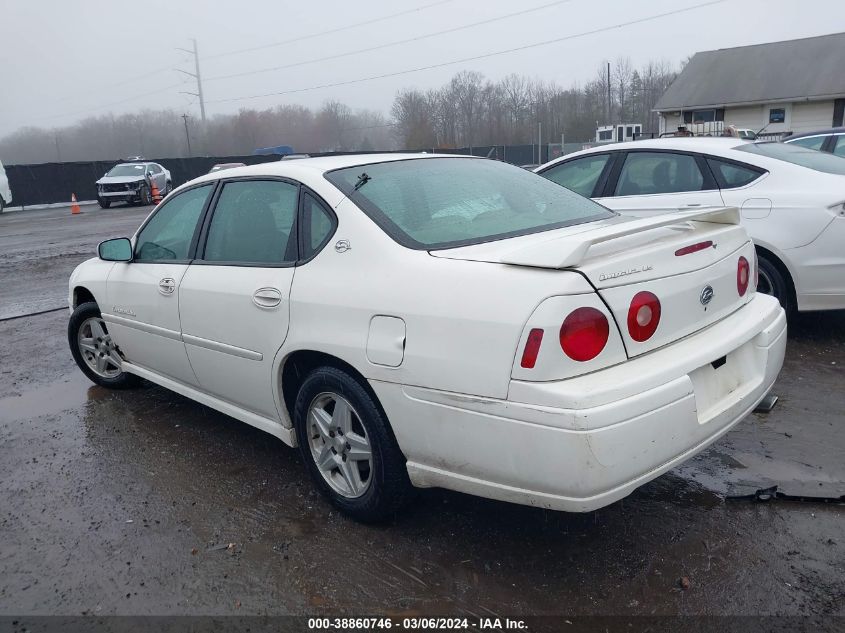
[158,278,175,295]
[252,287,282,308]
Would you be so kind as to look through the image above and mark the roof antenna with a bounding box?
[354,172,371,191]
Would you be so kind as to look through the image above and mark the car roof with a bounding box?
[541,137,759,167]
[186,153,476,185]
[784,127,845,140]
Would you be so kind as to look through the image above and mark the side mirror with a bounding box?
[98,237,133,262]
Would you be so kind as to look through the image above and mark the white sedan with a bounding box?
[537,138,845,313]
[68,154,785,521]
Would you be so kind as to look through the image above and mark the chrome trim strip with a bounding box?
[103,313,182,342]
[182,333,263,361]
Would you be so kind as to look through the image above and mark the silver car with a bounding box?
[96,161,171,208]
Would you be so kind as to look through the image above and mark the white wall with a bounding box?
[659,100,836,136]
[791,101,834,133]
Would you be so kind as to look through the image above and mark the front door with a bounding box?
[595,150,724,216]
[104,183,214,385]
[178,178,301,419]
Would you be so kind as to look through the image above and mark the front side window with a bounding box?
[833,136,845,158]
[203,180,298,264]
[541,154,610,197]
[736,142,845,175]
[706,158,764,188]
[326,158,614,249]
[615,152,704,196]
[787,136,827,151]
[134,184,212,261]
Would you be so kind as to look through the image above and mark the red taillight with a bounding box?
[520,328,544,369]
[559,307,609,362]
[675,240,713,257]
[627,291,661,342]
[737,256,750,296]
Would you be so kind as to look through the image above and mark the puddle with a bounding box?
[0,374,105,421]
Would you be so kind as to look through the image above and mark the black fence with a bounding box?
[3,144,554,208]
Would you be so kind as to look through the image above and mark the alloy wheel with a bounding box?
[77,317,123,378]
[306,392,373,498]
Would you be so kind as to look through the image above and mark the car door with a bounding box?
[178,178,327,419]
[594,150,724,216]
[104,183,214,386]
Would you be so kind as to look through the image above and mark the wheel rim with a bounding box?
[306,392,373,499]
[757,267,775,298]
[77,317,123,378]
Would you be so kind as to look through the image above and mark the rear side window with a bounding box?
[706,158,764,188]
[135,184,212,262]
[787,136,827,151]
[736,142,845,175]
[541,155,609,197]
[203,180,298,264]
[300,192,336,259]
[615,152,704,196]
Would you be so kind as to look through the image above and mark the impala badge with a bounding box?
[700,285,714,306]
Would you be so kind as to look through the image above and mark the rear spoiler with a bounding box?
[500,206,741,269]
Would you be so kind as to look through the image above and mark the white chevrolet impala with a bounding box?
[68,154,786,521]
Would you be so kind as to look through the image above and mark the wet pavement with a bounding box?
[0,206,843,619]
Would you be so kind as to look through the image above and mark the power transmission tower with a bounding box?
[176,39,207,123]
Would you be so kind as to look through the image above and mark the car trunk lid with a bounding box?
[431,206,755,358]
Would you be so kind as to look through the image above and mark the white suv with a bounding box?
[0,160,12,212]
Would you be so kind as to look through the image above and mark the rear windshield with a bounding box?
[735,142,845,175]
[326,157,614,249]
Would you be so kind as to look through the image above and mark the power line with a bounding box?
[205,0,576,83]
[207,0,726,106]
[203,0,453,61]
[30,82,189,124]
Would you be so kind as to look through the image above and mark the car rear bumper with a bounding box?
[371,293,786,512]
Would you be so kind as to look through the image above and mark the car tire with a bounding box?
[757,254,794,315]
[97,197,111,209]
[294,365,413,522]
[0,196,5,213]
[68,302,140,389]
[165,181,172,195]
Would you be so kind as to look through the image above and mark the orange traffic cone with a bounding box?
[150,181,162,205]
[71,193,81,215]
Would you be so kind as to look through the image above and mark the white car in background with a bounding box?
[537,138,845,313]
[67,155,785,521]
[0,159,12,212]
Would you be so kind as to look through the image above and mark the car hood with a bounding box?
[96,176,146,185]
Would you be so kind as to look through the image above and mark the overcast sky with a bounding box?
[0,0,842,138]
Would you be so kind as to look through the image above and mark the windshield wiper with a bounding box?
[353,172,371,191]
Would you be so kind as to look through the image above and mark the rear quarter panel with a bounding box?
[282,197,594,400]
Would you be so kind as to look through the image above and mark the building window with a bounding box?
[693,110,716,123]
[769,108,786,124]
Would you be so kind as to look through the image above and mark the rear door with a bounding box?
[178,179,337,420]
[595,150,724,216]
